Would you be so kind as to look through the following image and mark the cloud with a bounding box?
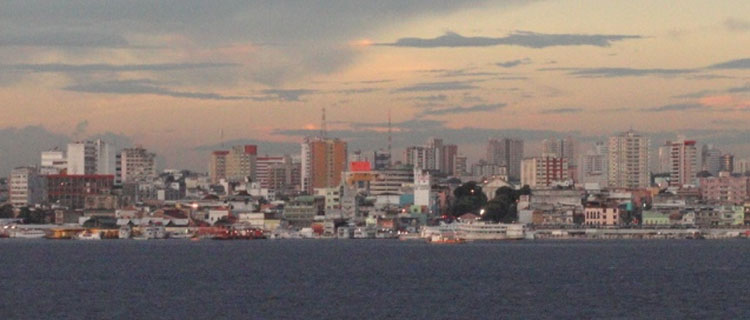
[251,89,318,102]
[540,107,582,114]
[332,88,380,95]
[419,103,507,116]
[0,31,129,47]
[1,62,239,73]
[643,103,707,112]
[381,31,642,48]
[496,58,531,68]
[394,80,479,92]
[543,58,749,78]
[64,79,246,100]
[727,84,750,94]
[409,94,449,102]
[549,67,695,78]
[725,18,750,32]
[707,58,750,70]
[73,120,89,138]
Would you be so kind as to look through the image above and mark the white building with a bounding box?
[521,156,569,188]
[67,139,115,175]
[41,150,67,174]
[608,130,650,189]
[414,168,432,209]
[9,167,46,208]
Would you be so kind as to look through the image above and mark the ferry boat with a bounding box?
[456,222,525,241]
[11,229,47,239]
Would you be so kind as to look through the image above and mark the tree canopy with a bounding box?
[450,181,487,217]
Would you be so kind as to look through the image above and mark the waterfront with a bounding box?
[2,239,750,319]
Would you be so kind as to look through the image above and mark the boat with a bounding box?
[456,222,525,241]
[11,229,47,239]
[74,230,102,240]
[428,233,465,244]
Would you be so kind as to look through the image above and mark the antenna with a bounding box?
[320,107,327,139]
[388,109,392,166]
[220,129,224,148]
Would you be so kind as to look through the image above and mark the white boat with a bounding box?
[134,226,167,240]
[456,222,525,241]
[74,231,102,240]
[11,229,47,239]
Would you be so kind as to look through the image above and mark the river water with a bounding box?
[2,239,749,319]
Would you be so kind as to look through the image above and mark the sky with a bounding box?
[0,0,748,174]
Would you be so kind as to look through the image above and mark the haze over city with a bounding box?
[0,0,748,175]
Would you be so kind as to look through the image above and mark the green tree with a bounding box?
[450,181,488,216]
[483,186,531,223]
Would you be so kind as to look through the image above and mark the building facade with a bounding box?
[669,139,698,187]
[521,156,569,188]
[9,167,46,208]
[486,138,524,181]
[117,146,157,184]
[301,137,347,194]
[608,130,650,189]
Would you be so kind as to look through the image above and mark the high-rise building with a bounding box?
[116,146,157,184]
[720,153,734,173]
[41,150,67,174]
[669,138,698,187]
[582,141,608,185]
[225,145,257,182]
[9,167,46,208]
[608,130,650,189]
[453,155,468,176]
[301,137,347,194]
[406,138,457,175]
[486,138,524,180]
[405,146,435,170]
[735,158,750,175]
[256,156,285,187]
[521,156,569,188]
[372,150,391,171]
[701,144,722,176]
[657,143,672,174]
[442,144,458,176]
[209,150,229,183]
[66,139,114,175]
[542,136,577,183]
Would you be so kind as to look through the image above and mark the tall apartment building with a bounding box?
[542,136,577,182]
[582,141,608,185]
[225,145,257,182]
[66,139,114,175]
[116,146,157,184]
[442,144,458,176]
[372,150,391,171]
[209,150,229,183]
[608,130,650,189]
[656,143,673,175]
[521,156,569,188]
[486,138,524,181]
[669,139,698,187]
[720,153,734,173]
[701,144,722,176]
[405,146,435,171]
[453,155,468,176]
[9,167,46,208]
[301,137,347,194]
[735,158,750,175]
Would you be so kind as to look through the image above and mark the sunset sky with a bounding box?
[0,0,748,173]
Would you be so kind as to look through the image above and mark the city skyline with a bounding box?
[0,1,748,174]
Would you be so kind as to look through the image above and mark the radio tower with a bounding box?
[320,107,327,139]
